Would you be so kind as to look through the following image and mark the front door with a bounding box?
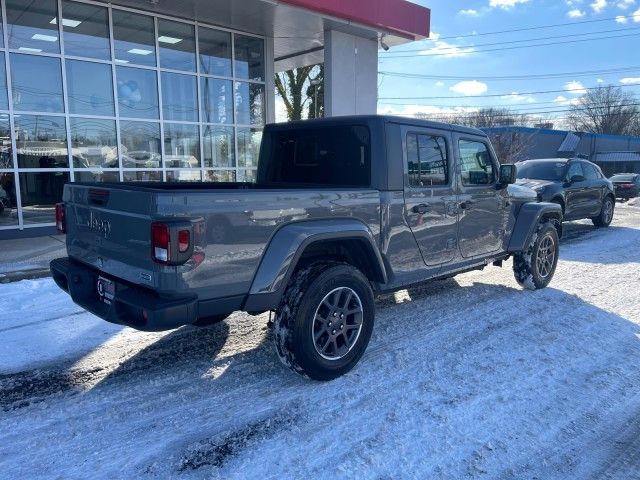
[564,162,589,219]
[454,136,506,258]
[403,129,458,266]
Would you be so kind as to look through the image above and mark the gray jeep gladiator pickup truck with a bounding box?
[51,115,562,380]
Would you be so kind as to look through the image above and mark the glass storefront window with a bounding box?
[74,171,119,183]
[0,172,18,227]
[0,117,11,169]
[0,54,7,110]
[204,170,235,183]
[7,0,60,54]
[237,127,262,168]
[66,60,115,116]
[158,19,196,72]
[166,170,201,182]
[14,115,68,168]
[161,72,198,122]
[201,78,233,124]
[11,54,64,113]
[163,123,200,168]
[234,35,265,82]
[61,1,110,60]
[116,66,159,119]
[119,120,161,168]
[123,170,161,182]
[70,118,117,168]
[20,171,69,224]
[237,169,257,183]
[112,10,156,67]
[203,125,234,168]
[199,27,231,77]
[235,82,265,126]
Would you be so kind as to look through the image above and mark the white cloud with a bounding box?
[435,81,445,87]
[597,78,605,83]
[554,95,581,106]
[459,9,479,15]
[489,0,530,9]
[591,0,607,12]
[378,104,478,118]
[419,32,476,58]
[449,80,489,96]
[568,8,586,16]
[616,14,629,21]
[565,80,587,94]
[620,77,640,84]
[634,7,640,20]
[617,0,635,10]
[501,92,536,103]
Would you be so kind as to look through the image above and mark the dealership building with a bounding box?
[0,0,430,237]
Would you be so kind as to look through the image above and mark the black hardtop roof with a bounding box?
[264,115,486,137]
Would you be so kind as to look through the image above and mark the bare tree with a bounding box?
[567,85,639,136]
[275,64,323,121]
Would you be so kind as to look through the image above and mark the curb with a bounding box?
[0,268,52,284]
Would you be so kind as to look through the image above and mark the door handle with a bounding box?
[412,204,430,214]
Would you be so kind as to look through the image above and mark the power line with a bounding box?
[379,83,640,100]
[381,26,640,55]
[379,66,640,82]
[404,13,640,43]
[379,32,640,58]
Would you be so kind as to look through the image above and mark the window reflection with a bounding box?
[20,171,69,224]
[237,169,257,183]
[15,115,68,168]
[11,54,64,113]
[66,60,115,116]
[203,126,234,168]
[7,0,60,54]
[0,119,10,170]
[158,19,196,72]
[201,78,233,124]
[204,170,235,183]
[235,82,264,126]
[70,118,117,168]
[161,72,198,122]
[164,123,200,168]
[74,171,119,183]
[0,173,18,227]
[119,121,161,168]
[166,170,201,182]
[123,170,162,182]
[234,35,264,81]
[113,10,156,66]
[61,1,110,60]
[199,27,231,77]
[0,54,8,110]
[116,66,159,119]
[237,127,262,168]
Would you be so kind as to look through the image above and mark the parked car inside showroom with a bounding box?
[516,158,616,228]
[609,173,640,201]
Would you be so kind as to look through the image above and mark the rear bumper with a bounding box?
[614,188,639,199]
[50,257,198,331]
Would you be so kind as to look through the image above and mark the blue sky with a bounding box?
[378,0,640,126]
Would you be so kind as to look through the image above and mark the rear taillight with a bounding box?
[178,229,190,253]
[622,184,633,189]
[151,223,170,263]
[55,203,66,234]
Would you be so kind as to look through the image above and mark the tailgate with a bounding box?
[64,184,158,288]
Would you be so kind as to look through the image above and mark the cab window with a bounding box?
[582,163,600,180]
[458,140,495,186]
[566,162,584,180]
[407,133,449,187]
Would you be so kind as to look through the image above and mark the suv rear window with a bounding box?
[262,125,371,187]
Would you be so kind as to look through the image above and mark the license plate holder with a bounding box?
[97,276,115,305]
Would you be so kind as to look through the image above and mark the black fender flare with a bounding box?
[507,202,563,253]
[243,219,386,312]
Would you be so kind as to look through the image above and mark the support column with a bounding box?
[324,29,378,117]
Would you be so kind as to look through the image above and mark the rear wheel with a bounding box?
[274,262,375,381]
[592,196,614,228]
[513,221,559,290]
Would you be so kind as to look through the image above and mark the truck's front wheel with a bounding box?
[274,262,375,381]
[513,221,559,290]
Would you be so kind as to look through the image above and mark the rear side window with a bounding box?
[458,140,495,186]
[407,133,449,187]
[582,163,600,180]
[264,125,371,187]
[567,162,584,180]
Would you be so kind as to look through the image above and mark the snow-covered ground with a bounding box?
[1,205,640,479]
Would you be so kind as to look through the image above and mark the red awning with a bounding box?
[278,0,430,39]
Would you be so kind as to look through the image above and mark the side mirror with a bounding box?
[569,175,585,184]
[498,164,517,186]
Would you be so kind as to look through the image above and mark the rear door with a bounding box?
[403,128,458,266]
[564,162,588,218]
[454,135,506,258]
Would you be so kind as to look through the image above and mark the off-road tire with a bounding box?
[193,313,229,327]
[273,262,375,381]
[592,195,614,228]
[513,221,559,290]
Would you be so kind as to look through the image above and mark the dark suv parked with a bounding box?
[610,173,640,201]
[516,158,615,227]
